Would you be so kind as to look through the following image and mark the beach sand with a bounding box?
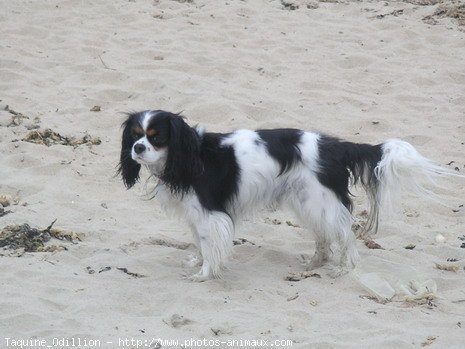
[1,0,464,348]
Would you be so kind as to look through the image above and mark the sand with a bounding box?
[1,0,464,348]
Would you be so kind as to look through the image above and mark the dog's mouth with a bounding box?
[133,155,160,166]
[133,155,148,164]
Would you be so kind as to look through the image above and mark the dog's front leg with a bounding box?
[186,210,234,282]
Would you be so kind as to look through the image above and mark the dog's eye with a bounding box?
[132,127,144,140]
[146,129,158,140]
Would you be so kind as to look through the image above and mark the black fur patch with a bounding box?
[193,133,240,214]
[118,113,143,189]
[158,113,204,195]
[317,135,382,211]
[257,129,303,175]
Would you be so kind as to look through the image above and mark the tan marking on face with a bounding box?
[146,128,158,137]
[133,126,144,136]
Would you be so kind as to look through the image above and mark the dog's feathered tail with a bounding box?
[347,139,458,236]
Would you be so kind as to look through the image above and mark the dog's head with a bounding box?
[118,110,203,193]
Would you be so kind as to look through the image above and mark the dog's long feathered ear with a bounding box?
[117,117,141,189]
[161,114,203,194]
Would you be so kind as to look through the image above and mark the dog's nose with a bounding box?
[134,143,146,154]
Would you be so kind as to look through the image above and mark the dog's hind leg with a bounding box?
[290,182,358,276]
[329,224,358,277]
[290,185,333,270]
[298,235,331,271]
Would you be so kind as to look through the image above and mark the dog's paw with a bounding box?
[187,272,210,282]
[298,253,325,271]
[182,270,210,282]
[183,254,203,268]
[327,265,350,278]
[297,253,311,265]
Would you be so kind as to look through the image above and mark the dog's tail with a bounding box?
[346,138,457,236]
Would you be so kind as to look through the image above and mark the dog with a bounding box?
[118,110,452,281]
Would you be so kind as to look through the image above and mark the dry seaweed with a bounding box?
[434,2,465,25]
[49,228,81,242]
[0,194,20,207]
[423,2,465,27]
[376,9,404,19]
[359,295,388,304]
[421,336,437,347]
[404,209,420,218]
[264,217,282,225]
[285,271,321,281]
[211,326,233,336]
[281,0,299,10]
[364,239,384,250]
[4,105,29,127]
[148,237,193,250]
[163,314,193,328]
[404,0,442,5]
[8,113,29,127]
[117,267,146,278]
[287,293,299,301]
[403,280,438,307]
[233,238,255,246]
[435,263,460,272]
[0,220,81,254]
[286,220,300,228]
[25,118,41,130]
[0,207,12,217]
[23,128,101,147]
[423,15,440,25]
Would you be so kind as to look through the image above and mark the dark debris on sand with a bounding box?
[22,128,101,147]
[403,0,442,5]
[2,104,41,128]
[433,2,465,25]
[0,207,12,217]
[4,105,29,127]
[423,1,465,27]
[364,239,384,250]
[233,238,256,246]
[0,220,82,254]
[285,271,321,281]
[117,267,146,278]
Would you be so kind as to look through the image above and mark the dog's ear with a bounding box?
[117,116,141,189]
[161,114,203,194]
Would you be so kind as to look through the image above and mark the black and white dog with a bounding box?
[118,110,451,281]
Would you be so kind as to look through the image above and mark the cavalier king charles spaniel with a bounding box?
[118,110,452,281]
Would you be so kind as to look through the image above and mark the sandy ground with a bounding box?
[1,0,465,348]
